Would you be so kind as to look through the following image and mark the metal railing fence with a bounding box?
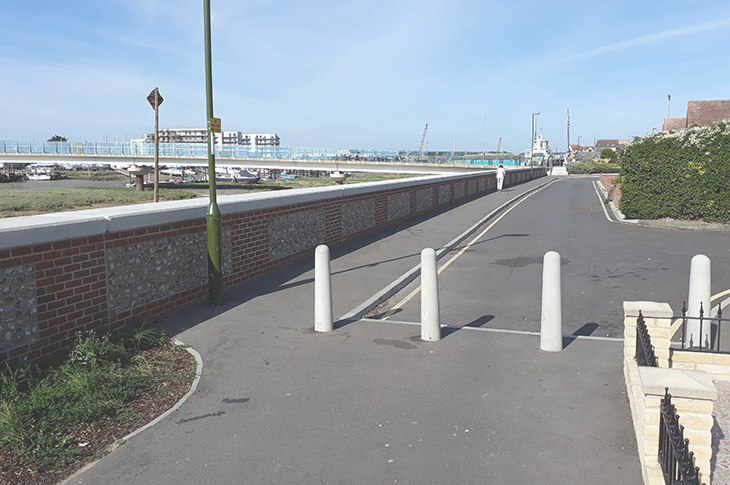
[659,388,705,485]
[636,310,658,367]
[680,301,728,352]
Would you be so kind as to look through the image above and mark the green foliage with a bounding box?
[0,326,179,471]
[600,148,617,160]
[67,331,128,367]
[566,161,621,174]
[119,322,170,353]
[618,121,730,222]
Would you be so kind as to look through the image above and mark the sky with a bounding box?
[1,1,729,154]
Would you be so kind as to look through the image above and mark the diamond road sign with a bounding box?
[147,89,163,109]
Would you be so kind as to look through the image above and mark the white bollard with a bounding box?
[420,248,441,341]
[540,251,563,352]
[685,254,711,349]
[314,244,334,332]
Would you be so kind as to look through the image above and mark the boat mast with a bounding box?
[566,108,570,155]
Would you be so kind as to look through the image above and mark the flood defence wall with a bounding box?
[0,168,544,364]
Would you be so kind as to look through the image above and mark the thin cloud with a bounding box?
[565,17,730,62]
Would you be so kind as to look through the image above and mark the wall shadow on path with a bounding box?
[158,191,503,337]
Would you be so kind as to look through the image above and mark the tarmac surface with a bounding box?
[68,173,730,484]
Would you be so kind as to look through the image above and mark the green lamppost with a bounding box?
[203,0,222,306]
[530,111,540,179]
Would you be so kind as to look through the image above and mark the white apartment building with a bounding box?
[143,129,280,147]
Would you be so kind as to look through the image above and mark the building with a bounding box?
[662,99,730,131]
[143,128,280,147]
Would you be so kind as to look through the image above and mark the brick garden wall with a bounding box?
[0,168,544,365]
[598,174,621,207]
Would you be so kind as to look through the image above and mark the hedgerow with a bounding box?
[566,160,621,174]
[618,120,730,222]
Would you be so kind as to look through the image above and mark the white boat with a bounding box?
[27,172,52,180]
[525,130,551,165]
[26,169,66,180]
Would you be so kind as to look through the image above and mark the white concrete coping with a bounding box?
[624,301,674,319]
[639,367,718,400]
[0,171,498,250]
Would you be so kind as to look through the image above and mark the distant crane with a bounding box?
[496,137,502,153]
[419,124,429,156]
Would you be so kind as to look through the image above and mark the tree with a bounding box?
[47,135,67,142]
[600,148,617,161]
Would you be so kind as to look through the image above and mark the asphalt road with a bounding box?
[372,177,730,340]
[68,174,730,485]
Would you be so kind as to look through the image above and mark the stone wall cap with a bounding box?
[623,301,674,318]
[639,367,717,400]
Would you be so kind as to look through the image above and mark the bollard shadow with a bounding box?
[465,315,495,327]
[438,315,496,339]
[562,322,599,349]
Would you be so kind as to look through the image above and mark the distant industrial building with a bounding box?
[663,99,730,131]
[142,128,280,147]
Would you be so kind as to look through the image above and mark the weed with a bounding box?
[0,326,177,472]
[119,322,170,353]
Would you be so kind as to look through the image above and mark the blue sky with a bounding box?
[1,1,729,153]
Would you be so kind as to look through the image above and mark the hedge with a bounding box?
[566,160,621,174]
[618,120,730,223]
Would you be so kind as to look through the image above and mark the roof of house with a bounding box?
[686,100,730,127]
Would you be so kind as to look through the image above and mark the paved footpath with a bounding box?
[68,175,678,484]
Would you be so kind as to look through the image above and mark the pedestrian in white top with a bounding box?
[496,165,506,191]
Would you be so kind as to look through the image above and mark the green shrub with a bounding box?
[600,148,617,161]
[566,160,621,174]
[618,121,730,222]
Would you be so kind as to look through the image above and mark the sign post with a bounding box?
[147,88,163,202]
[203,0,223,306]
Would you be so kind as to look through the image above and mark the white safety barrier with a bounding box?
[540,251,563,351]
[314,245,334,332]
[420,248,441,341]
[686,254,711,349]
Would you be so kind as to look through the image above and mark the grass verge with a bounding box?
[0,187,198,218]
[0,325,196,484]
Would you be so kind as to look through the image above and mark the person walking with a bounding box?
[496,164,506,191]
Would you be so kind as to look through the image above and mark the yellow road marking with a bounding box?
[592,181,614,222]
[381,182,556,320]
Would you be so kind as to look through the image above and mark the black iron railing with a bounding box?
[658,388,705,485]
[680,301,729,352]
[636,310,658,367]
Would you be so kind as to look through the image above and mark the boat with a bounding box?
[27,172,52,180]
[26,169,67,180]
[215,169,260,183]
[233,170,260,183]
[524,130,551,166]
[278,171,297,179]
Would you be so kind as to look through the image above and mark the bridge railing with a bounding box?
[0,141,523,166]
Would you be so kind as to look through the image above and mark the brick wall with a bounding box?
[0,168,544,364]
[598,174,621,207]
